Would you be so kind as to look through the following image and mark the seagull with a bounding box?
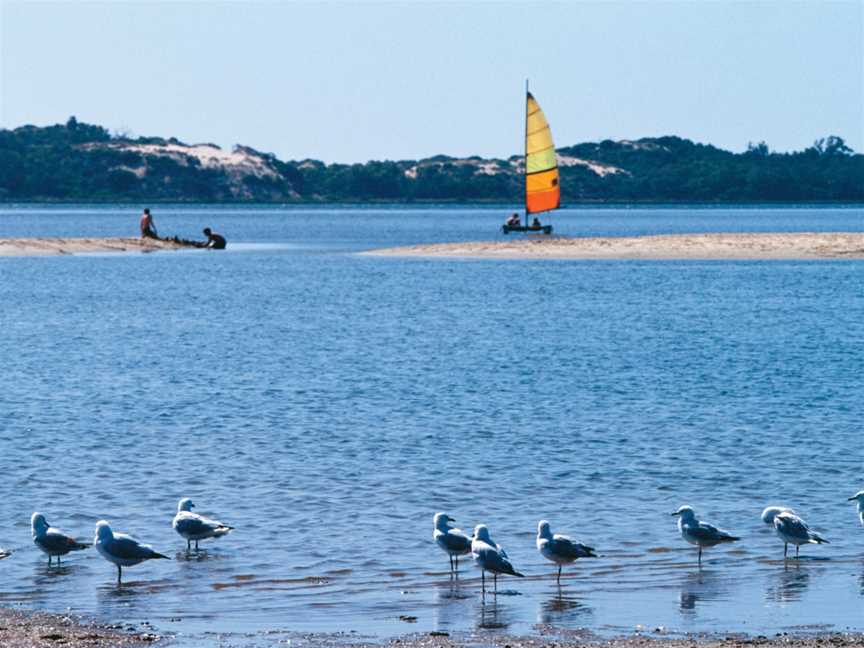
[172,498,233,553]
[471,524,523,594]
[761,506,796,526]
[536,520,596,583]
[0,548,10,560]
[848,491,864,526]
[773,511,828,558]
[31,512,89,565]
[672,505,739,564]
[433,513,472,575]
[94,520,169,583]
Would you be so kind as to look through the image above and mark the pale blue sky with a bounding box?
[1,1,861,162]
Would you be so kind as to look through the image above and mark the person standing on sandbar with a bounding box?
[140,208,158,239]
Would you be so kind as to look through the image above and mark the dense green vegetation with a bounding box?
[1,117,861,203]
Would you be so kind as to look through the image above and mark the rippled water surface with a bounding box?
[1,205,863,644]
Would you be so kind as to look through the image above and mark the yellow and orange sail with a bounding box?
[525,91,560,214]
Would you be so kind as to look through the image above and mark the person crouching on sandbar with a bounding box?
[203,228,227,250]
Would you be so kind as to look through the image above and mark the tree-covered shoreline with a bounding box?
[1,118,861,204]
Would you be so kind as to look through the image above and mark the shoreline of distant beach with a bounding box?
[362,232,864,260]
[0,237,195,256]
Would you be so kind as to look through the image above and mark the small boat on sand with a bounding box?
[502,83,559,236]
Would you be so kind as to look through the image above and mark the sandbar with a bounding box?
[0,237,193,257]
[364,232,864,260]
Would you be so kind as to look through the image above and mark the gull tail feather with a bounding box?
[810,534,828,544]
[151,551,170,560]
[720,535,740,543]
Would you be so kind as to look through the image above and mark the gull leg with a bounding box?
[784,543,788,558]
[455,555,459,573]
[796,545,799,559]
[557,565,562,584]
[493,573,497,594]
[481,569,485,595]
[116,564,122,585]
[187,539,191,553]
[47,556,52,566]
[195,540,199,553]
[698,546,702,565]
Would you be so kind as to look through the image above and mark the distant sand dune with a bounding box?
[0,237,191,257]
[363,232,864,260]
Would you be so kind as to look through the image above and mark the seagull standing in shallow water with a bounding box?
[172,498,233,553]
[471,524,523,595]
[433,513,471,575]
[536,520,596,584]
[31,513,89,565]
[848,491,864,526]
[773,511,828,558]
[672,505,739,565]
[94,520,169,584]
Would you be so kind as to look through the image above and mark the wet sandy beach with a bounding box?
[363,232,864,260]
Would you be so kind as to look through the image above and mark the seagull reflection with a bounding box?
[433,576,472,602]
[766,561,812,603]
[477,598,511,630]
[430,577,474,633]
[538,585,593,625]
[678,569,721,617]
[859,560,864,596]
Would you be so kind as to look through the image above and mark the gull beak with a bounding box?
[670,511,680,516]
[848,496,858,501]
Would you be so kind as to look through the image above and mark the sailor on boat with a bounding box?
[505,213,521,228]
[531,217,542,229]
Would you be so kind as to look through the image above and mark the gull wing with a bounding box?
[111,534,163,560]
[551,534,595,558]
[175,514,219,536]
[688,522,738,544]
[436,530,471,553]
[777,513,828,543]
[474,542,523,577]
[39,529,89,553]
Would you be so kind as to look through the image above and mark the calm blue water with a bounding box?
[1,205,863,645]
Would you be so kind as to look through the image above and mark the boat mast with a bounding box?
[524,78,529,222]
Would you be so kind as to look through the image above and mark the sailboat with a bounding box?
[502,83,558,235]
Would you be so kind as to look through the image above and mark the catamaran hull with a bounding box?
[502,224,553,235]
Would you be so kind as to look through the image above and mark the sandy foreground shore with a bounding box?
[0,237,191,256]
[2,608,864,648]
[363,232,864,260]
[0,608,161,647]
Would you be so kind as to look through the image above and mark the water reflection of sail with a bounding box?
[538,586,592,625]
[766,562,811,603]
